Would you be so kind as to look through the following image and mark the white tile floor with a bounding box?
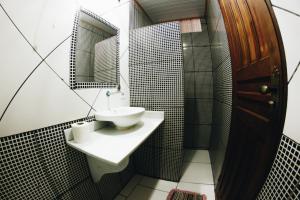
[115,150,215,200]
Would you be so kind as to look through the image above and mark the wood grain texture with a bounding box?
[215,0,287,199]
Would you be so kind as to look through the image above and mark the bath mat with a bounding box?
[167,189,207,200]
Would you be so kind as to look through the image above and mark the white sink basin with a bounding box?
[95,107,145,128]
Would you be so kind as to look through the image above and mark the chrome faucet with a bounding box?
[106,85,124,97]
[106,90,123,97]
[106,85,124,110]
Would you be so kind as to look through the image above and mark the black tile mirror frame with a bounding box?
[70,8,120,89]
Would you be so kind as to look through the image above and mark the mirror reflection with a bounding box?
[75,10,119,84]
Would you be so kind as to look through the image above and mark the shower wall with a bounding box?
[129,22,184,181]
[182,22,213,149]
[207,0,232,185]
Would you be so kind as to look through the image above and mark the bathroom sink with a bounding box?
[95,107,145,128]
[64,111,164,182]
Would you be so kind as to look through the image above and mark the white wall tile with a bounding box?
[76,0,121,16]
[75,88,101,107]
[43,37,101,107]
[0,0,78,57]
[0,63,91,137]
[271,0,300,16]
[0,9,41,116]
[273,7,300,79]
[91,88,129,113]
[272,6,300,142]
[284,69,300,143]
[101,0,130,98]
[44,38,71,83]
[0,0,130,137]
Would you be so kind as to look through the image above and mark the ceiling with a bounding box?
[136,0,206,23]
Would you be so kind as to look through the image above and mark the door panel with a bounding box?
[216,0,287,199]
[236,57,271,81]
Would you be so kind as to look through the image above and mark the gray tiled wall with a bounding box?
[182,23,213,149]
[129,1,152,30]
[76,20,112,82]
[0,117,135,200]
[207,0,232,186]
[129,22,184,182]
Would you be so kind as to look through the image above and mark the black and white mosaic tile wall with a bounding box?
[257,135,300,199]
[207,0,232,186]
[0,0,132,199]
[182,22,213,149]
[0,117,135,200]
[257,1,300,199]
[129,22,184,181]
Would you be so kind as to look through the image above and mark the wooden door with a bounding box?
[216,0,287,199]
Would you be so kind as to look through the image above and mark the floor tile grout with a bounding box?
[139,182,178,189]
[121,175,143,198]
[117,193,127,200]
[136,184,170,193]
[126,175,143,198]
[178,180,215,186]
[137,175,178,192]
[179,180,214,185]
[119,150,215,199]
[183,150,211,164]
[182,161,212,165]
[183,160,211,164]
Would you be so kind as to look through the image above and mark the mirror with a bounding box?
[70,8,120,89]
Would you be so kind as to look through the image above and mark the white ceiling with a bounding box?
[136,0,206,23]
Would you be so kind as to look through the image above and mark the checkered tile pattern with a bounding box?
[257,135,300,200]
[207,0,233,187]
[0,116,135,200]
[129,22,184,181]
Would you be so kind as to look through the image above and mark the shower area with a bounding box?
[128,0,232,188]
[181,20,213,149]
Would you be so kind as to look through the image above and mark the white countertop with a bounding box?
[64,111,164,166]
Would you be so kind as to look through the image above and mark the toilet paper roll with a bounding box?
[71,121,89,143]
